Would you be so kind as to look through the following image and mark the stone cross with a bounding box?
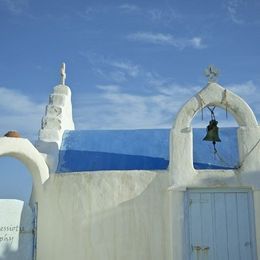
[204,65,219,83]
[60,62,66,85]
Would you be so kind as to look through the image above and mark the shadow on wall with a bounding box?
[44,172,170,260]
[84,173,170,260]
[0,200,35,260]
[0,244,23,260]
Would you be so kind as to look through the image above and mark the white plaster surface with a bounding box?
[0,137,49,207]
[33,169,260,260]
[168,82,260,259]
[2,81,260,259]
[35,171,171,260]
[170,82,259,186]
[39,84,74,145]
[0,138,49,186]
[0,200,34,260]
[36,84,75,172]
[32,82,260,260]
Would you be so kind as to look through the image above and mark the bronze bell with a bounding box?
[203,119,221,143]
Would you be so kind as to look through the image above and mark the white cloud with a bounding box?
[127,32,206,49]
[119,4,140,13]
[226,0,244,24]
[110,61,140,78]
[0,87,44,139]
[227,81,256,97]
[190,37,204,49]
[79,51,140,83]
[2,80,258,140]
[148,9,164,21]
[79,53,259,128]
[73,82,198,130]
[73,80,260,130]
[147,8,181,24]
[128,32,172,45]
[77,6,109,20]
[1,0,28,14]
[226,81,260,115]
[109,70,127,83]
[118,4,181,25]
[96,84,120,92]
[77,7,96,20]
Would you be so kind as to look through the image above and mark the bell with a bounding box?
[203,119,221,143]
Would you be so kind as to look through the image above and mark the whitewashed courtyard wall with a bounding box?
[36,171,170,260]
[1,82,260,259]
[169,82,260,259]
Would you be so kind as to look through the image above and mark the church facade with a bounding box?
[0,66,260,259]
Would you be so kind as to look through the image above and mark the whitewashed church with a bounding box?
[0,64,260,260]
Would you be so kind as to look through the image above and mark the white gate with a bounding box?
[187,189,256,260]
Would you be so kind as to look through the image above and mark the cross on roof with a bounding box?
[204,65,219,83]
[60,62,66,85]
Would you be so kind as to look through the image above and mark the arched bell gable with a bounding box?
[174,83,257,130]
[170,82,258,185]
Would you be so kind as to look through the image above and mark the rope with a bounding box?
[212,132,260,169]
[207,106,216,120]
[196,93,206,120]
[238,138,260,168]
[214,148,234,168]
[210,142,233,167]
[221,89,228,119]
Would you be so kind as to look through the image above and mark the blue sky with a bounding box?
[0,0,260,201]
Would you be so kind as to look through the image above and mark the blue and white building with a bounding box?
[0,65,260,260]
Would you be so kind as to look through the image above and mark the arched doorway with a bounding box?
[0,157,35,259]
[0,157,32,202]
[0,137,49,260]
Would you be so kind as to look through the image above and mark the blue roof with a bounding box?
[56,128,239,173]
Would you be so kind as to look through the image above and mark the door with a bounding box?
[187,189,256,260]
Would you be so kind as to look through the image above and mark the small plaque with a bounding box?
[0,200,34,260]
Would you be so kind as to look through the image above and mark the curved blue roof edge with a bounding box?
[56,127,239,173]
[57,151,169,172]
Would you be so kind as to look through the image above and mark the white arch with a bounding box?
[0,137,49,199]
[174,83,257,130]
[170,82,258,185]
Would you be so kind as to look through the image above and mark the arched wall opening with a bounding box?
[0,152,38,259]
[170,83,258,185]
[192,107,239,169]
[0,138,50,205]
[0,156,33,203]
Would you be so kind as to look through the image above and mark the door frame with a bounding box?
[184,188,257,260]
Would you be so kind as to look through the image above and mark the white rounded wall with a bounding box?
[0,137,49,205]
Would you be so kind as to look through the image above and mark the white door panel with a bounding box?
[187,190,256,260]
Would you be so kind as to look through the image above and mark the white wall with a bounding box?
[33,83,260,259]
[2,82,260,259]
[36,171,171,260]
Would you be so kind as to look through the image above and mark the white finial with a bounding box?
[60,62,66,85]
[204,65,219,83]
